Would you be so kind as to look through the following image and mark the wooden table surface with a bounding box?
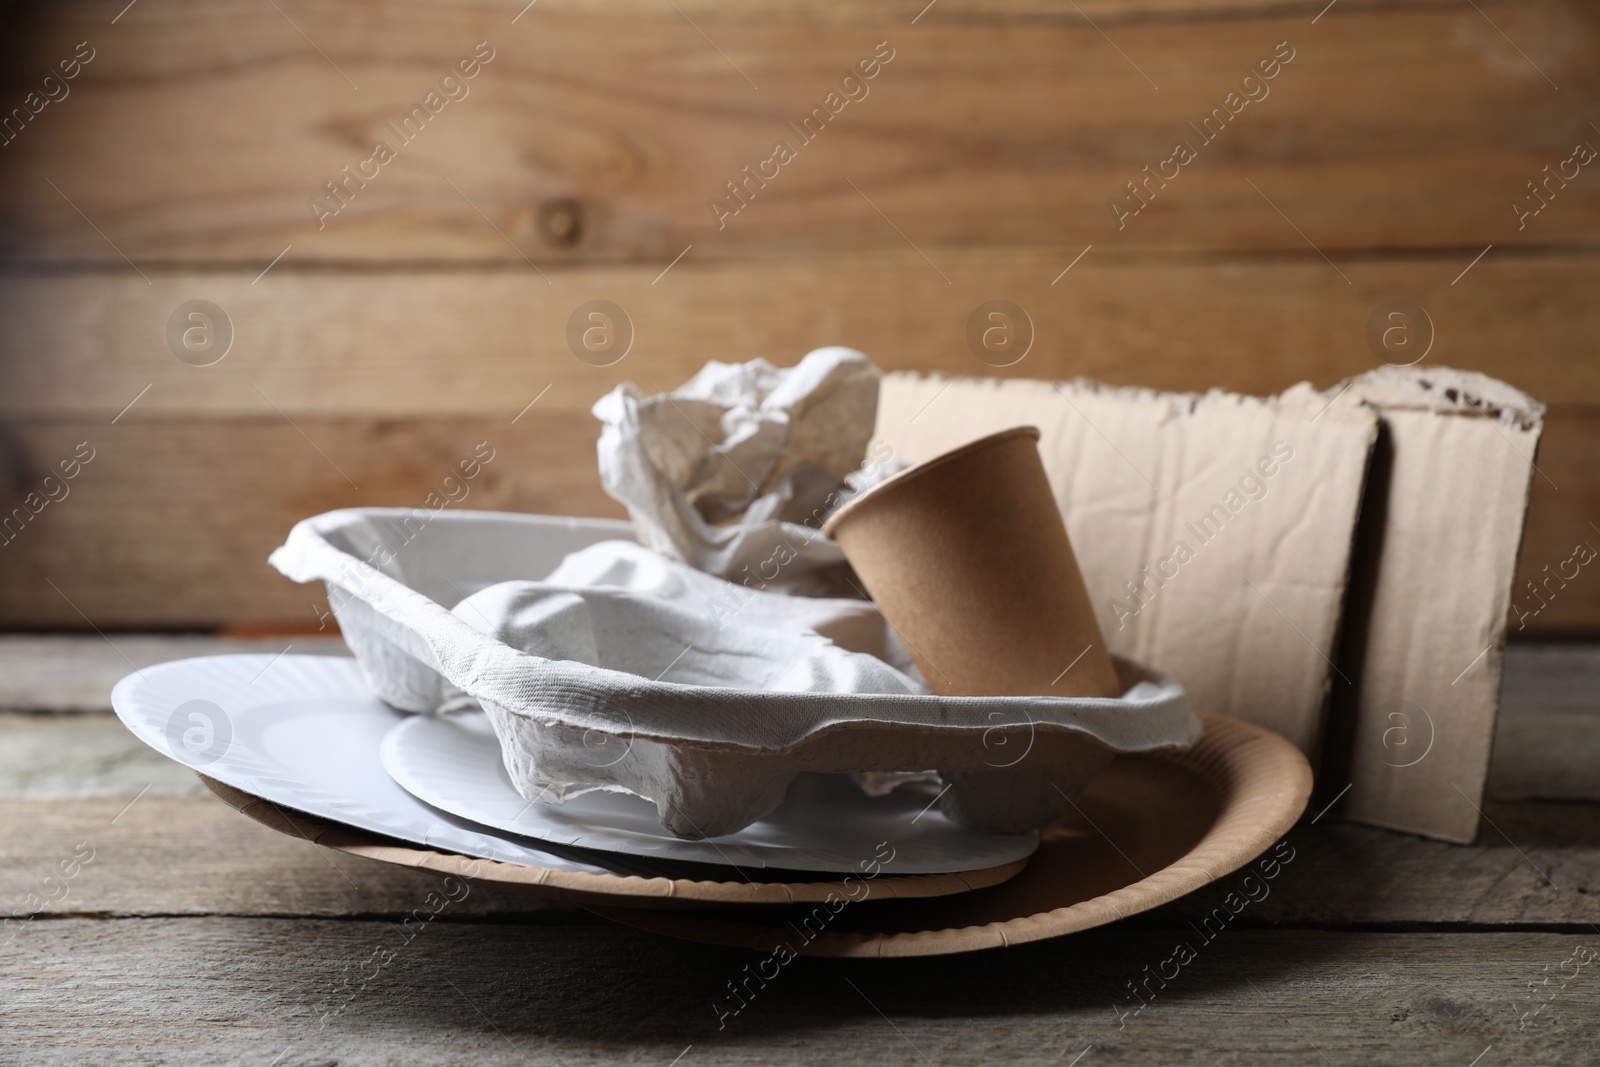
[3,636,1597,1066]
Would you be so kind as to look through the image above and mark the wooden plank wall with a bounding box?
[0,0,1596,631]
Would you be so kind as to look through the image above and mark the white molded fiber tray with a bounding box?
[270,509,1199,838]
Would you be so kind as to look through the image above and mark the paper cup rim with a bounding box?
[822,425,1042,539]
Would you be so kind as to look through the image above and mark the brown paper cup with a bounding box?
[824,427,1124,832]
[824,426,1120,700]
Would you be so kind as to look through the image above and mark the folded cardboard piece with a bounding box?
[876,374,1379,760]
[878,366,1544,844]
[1320,368,1544,843]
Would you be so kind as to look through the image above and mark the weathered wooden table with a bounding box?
[3,636,1596,1065]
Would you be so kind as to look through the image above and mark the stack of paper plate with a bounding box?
[113,652,1310,955]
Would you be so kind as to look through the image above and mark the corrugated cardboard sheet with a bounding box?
[1320,368,1544,843]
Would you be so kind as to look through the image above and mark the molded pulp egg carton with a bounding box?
[271,508,1199,838]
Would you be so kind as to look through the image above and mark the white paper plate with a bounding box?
[381,712,1041,874]
[110,654,615,875]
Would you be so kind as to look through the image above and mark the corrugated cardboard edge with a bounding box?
[1319,367,1545,843]
[586,713,1313,957]
[196,775,1027,909]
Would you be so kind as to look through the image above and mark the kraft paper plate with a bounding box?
[200,777,1028,909]
[584,713,1312,955]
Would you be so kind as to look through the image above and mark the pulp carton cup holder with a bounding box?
[271,507,1199,840]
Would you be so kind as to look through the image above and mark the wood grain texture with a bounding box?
[1,409,1595,630]
[0,796,575,921]
[4,791,1596,928]
[1,1,1596,264]
[0,634,349,714]
[4,254,1599,416]
[1514,409,1600,635]
[0,414,623,628]
[0,715,210,797]
[3,920,1594,1065]
[1491,645,1600,802]
[4,0,1597,629]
